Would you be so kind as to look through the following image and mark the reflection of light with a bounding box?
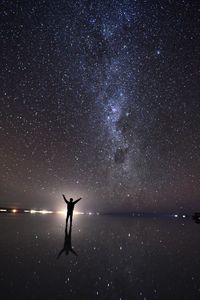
[24,210,30,213]
[88,212,92,215]
[12,209,17,213]
[0,209,7,212]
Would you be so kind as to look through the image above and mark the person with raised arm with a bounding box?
[62,194,82,227]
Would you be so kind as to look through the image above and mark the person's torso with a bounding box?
[67,202,75,212]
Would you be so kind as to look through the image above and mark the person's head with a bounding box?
[70,198,73,202]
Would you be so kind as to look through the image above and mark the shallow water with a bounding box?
[0,214,200,299]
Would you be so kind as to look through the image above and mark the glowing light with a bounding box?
[174,214,178,218]
[56,210,84,215]
[30,209,53,214]
[74,211,84,215]
[40,210,53,214]
[182,214,186,218]
[0,208,91,216]
[56,210,66,215]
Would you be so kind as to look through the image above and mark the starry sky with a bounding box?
[0,0,200,212]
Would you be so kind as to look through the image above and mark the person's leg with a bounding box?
[70,213,73,228]
[66,213,69,226]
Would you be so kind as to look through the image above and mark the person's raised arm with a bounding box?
[73,197,82,204]
[62,194,68,204]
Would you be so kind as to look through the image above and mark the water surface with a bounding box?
[0,214,199,299]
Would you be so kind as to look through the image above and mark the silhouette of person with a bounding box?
[62,194,82,228]
[57,217,78,258]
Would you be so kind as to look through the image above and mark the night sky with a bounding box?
[1,0,200,213]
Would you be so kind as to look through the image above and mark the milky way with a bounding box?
[0,1,200,212]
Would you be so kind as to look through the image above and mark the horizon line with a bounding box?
[0,207,197,218]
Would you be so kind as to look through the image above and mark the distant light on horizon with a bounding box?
[0,209,193,219]
[0,208,85,216]
[57,210,65,215]
[30,209,53,214]
[0,208,96,216]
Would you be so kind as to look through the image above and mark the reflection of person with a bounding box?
[62,194,82,227]
[57,222,78,258]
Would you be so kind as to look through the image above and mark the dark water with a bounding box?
[0,214,200,300]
